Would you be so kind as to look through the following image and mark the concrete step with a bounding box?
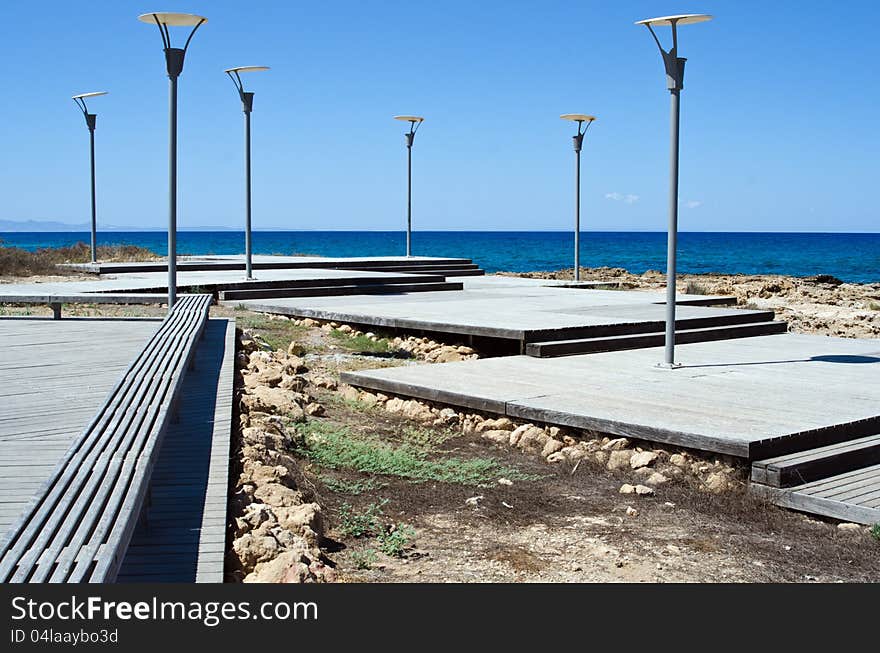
[524,308,779,344]
[350,265,485,277]
[220,281,463,301]
[751,433,880,488]
[526,320,788,357]
[184,274,448,293]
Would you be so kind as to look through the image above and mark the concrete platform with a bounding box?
[0,267,449,296]
[234,275,750,346]
[341,333,880,459]
[63,254,478,275]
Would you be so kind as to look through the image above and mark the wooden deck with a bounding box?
[117,319,235,582]
[0,319,160,538]
[755,464,880,525]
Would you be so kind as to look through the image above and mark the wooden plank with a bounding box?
[118,318,234,583]
[0,296,213,583]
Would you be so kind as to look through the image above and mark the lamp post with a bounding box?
[224,66,270,280]
[560,114,596,282]
[393,115,424,257]
[636,13,712,367]
[138,11,207,309]
[72,91,108,264]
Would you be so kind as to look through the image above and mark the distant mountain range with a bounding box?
[0,219,238,232]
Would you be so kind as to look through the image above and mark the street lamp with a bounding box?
[393,115,424,257]
[138,11,207,309]
[560,114,596,282]
[225,66,270,280]
[72,91,108,264]
[636,13,712,367]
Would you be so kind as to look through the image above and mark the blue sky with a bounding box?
[2,0,878,232]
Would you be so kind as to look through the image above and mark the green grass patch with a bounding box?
[337,500,388,538]
[319,475,386,495]
[350,548,378,569]
[295,421,536,487]
[237,313,308,351]
[329,329,393,355]
[871,524,880,542]
[376,524,415,558]
[397,425,457,451]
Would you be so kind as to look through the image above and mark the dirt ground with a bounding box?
[1,274,878,583]
[308,395,879,583]
[252,314,879,583]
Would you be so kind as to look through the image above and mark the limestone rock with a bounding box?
[243,546,310,583]
[481,429,511,444]
[339,385,360,402]
[560,445,589,462]
[274,503,323,543]
[304,402,325,417]
[476,417,514,433]
[703,472,730,493]
[254,482,304,507]
[669,453,689,468]
[287,341,306,356]
[541,438,565,458]
[635,484,655,496]
[602,437,631,451]
[233,533,281,571]
[606,449,634,471]
[243,386,305,419]
[619,484,636,494]
[837,523,863,534]
[630,451,659,469]
[645,472,670,486]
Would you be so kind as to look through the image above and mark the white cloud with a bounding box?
[685,200,703,209]
[605,192,640,204]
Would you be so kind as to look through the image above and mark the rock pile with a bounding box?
[338,385,743,492]
[279,316,480,363]
[229,333,335,583]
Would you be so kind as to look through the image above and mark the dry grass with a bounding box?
[0,241,158,277]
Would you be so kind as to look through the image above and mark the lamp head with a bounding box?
[635,14,712,27]
[137,12,208,26]
[560,114,596,123]
[224,66,270,74]
[72,91,109,100]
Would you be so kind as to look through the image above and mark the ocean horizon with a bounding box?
[2,230,879,283]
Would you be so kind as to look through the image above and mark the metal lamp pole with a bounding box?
[139,12,207,309]
[637,13,712,367]
[394,116,424,257]
[561,114,596,282]
[225,66,270,280]
[72,92,108,264]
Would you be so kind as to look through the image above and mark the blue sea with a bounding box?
[2,231,879,283]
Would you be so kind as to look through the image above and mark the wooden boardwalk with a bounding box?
[756,464,880,525]
[0,319,160,538]
[117,319,234,582]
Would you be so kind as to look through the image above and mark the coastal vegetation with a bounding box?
[0,240,156,276]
